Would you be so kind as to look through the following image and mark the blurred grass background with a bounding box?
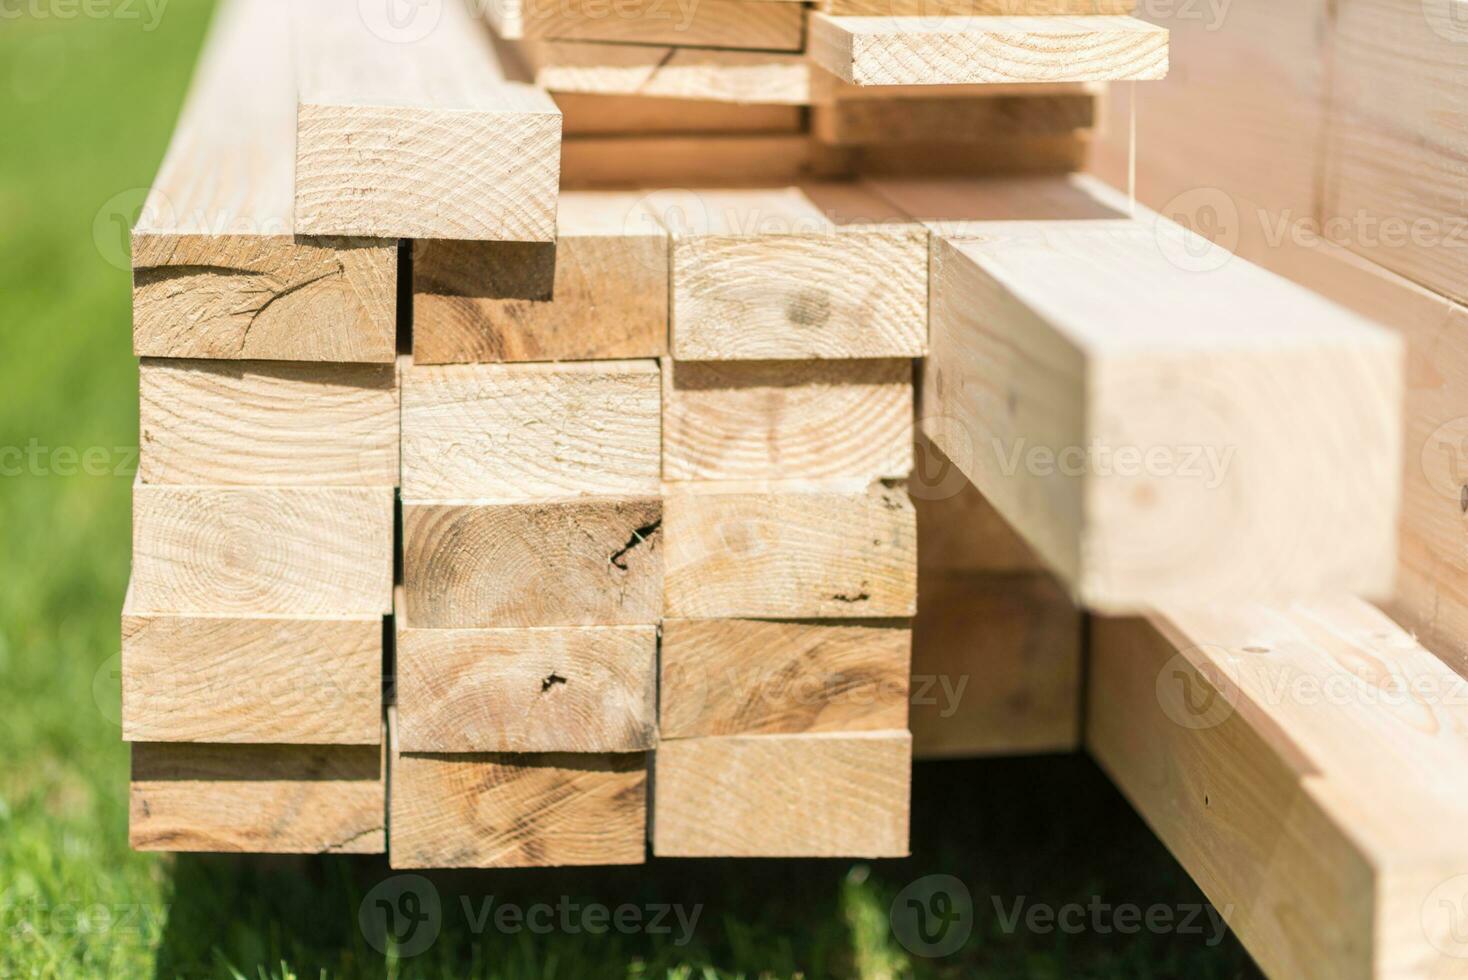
[0,2,1262,976]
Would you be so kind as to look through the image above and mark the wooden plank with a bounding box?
[917,214,1401,611]
[911,572,1078,758]
[653,731,910,857]
[413,191,668,364]
[664,481,916,619]
[138,359,399,487]
[870,172,1131,233]
[645,184,927,360]
[660,618,910,737]
[397,616,657,753]
[402,498,663,628]
[1089,598,1468,977]
[820,0,1134,13]
[130,485,394,617]
[130,0,396,364]
[121,601,381,745]
[401,359,661,499]
[662,358,913,482]
[488,0,804,51]
[560,134,815,187]
[824,134,1090,178]
[555,93,803,135]
[130,741,384,853]
[813,86,1096,145]
[912,432,1041,572]
[293,0,561,241]
[808,14,1168,86]
[515,41,810,104]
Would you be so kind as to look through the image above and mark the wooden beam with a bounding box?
[836,135,1091,178]
[554,93,803,135]
[130,741,384,853]
[819,0,1134,13]
[488,0,804,51]
[560,134,815,187]
[293,0,561,241]
[652,731,910,857]
[130,0,395,363]
[660,618,911,737]
[412,192,668,364]
[514,41,810,104]
[644,184,927,360]
[912,432,1041,573]
[662,358,913,482]
[1089,597,1468,975]
[813,85,1096,145]
[130,485,395,617]
[808,14,1168,86]
[138,359,399,487]
[663,481,916,619]
[401,360,661,499]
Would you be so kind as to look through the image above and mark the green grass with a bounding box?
[0,4,1263,976]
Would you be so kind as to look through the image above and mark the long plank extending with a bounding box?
[293,0,561,241]
[808,14,1168,86]
[876,176,1403,610]
[515,41,810,105]
[131,0,396,363]
[1090,597,1468,976]
[488,0,804,51]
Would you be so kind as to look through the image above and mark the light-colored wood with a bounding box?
[130,0,396,363]
[401,360,661,500]
[912,572,1078,758]
[390,746,647,868]
[1089,598,1468,977]
[130,484,395,617]
[808,14,1168,86]
[121,604,380,745]
[516,41,810,104]
[413,191,668,364]
[916,209,1401,610]
[397,619,657,753]
[555,93,803,135]
[830,135,1090,178]
[293,0,561,241]
[820,0,1134,13]
[137,359,399,487]
[662,358,913,482]
[813,87,1095,145]
[130,741,384,853]
[912,432,1040,572]
[560,134,815,187]
[645,184,927,360]
[402,498,662,628]
[660,618,910,737]
[664,481,916,619]
[653,731,911,857]
[488,0,803,51]
[870,172,1130,233]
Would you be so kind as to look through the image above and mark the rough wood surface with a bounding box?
[131,485,395,616]
[121,605,381,744]
[662,358,913,482]
[138,359,399,487]
[397,622,656,753]
[130,742,385,853]
[1090,598,1468,977]
[403,498,663,628]
[653,732,911,857]
[664,481,916,619]
[488,0,803,50]
[294,0,561,241]
[645,184,927,360]
[809,14,1168,86]
[516,41,810,104]
[660,618,910,737]
[561,135,815,188]
[391,745,647,868]
[401,359,661,500]
[911,572,1078,758]
[555,93,802,135]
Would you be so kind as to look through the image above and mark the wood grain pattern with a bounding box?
[645,184,927,360]
[413,191,667,364]
[653,732,911,857]
[397,623,656,752]
[911,572,1078,758]
[488,0,804,51]
[121,606,381,744]
[294,0,561,241]
[138,359,399,487]
[401,360,661,500]
[1089,598,1468,978]
[403,498,663,628]
[660,618,910,737]
[560,134,815,187]
[809,14,1168,86]
[391,746,647,868]
[662,358,913,482]
[664,482,916,619]
[131,485,395,616]
[516,41,810,104]
[554,93,802,135]
[130,742,384,853]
